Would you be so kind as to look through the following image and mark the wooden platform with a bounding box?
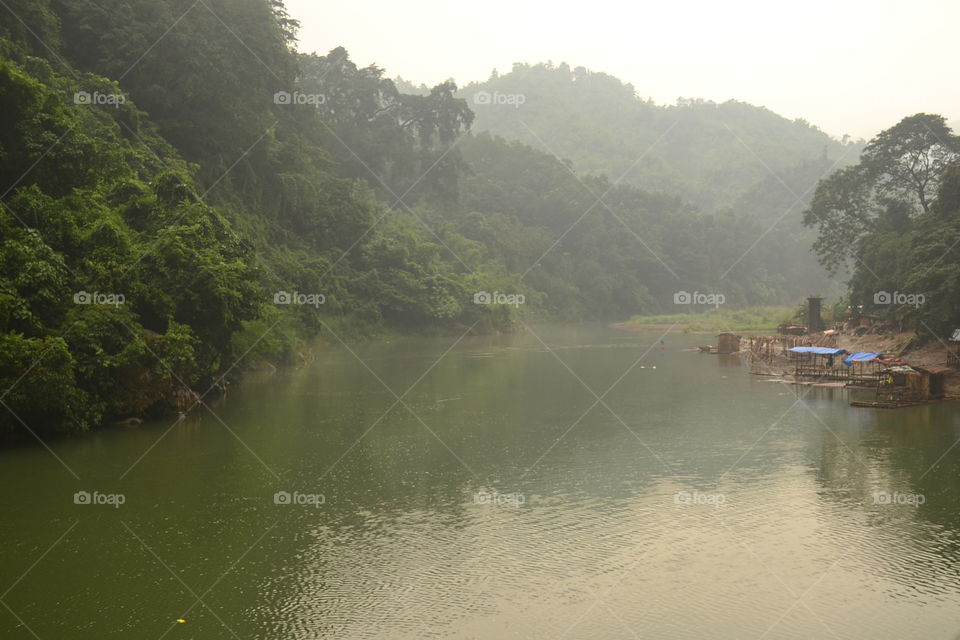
[850,400,922,409]
[850,396,957,409]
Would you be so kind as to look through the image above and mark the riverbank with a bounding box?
[738,328,960,395]
[618,306,794,333]
[839,331,960,394]
[835,331,948,367]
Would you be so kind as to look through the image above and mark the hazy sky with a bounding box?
[286,0,958,140]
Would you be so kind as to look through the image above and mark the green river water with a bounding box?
[2,324,960,639]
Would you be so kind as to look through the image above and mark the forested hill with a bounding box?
[461,63,862,211]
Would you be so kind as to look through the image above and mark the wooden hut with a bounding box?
[716,333,740,355]
[858,365,920,407]
[913,365,950,399]
[948,329,960,366]
[854,364,950,407]
[777,323,807,336]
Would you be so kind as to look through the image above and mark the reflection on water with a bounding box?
[2,324,960,639]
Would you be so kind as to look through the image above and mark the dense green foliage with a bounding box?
[0,51,260,434]
[804,114,960,337]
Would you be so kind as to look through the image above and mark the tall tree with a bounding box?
[861,113,959,214]
[804,114,959,274]
[298,49,473,204]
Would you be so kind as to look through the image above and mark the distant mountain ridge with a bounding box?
[458,62,862,212]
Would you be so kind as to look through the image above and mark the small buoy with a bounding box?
[176,619,186,624]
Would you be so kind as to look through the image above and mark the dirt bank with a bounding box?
[836,332,952,367]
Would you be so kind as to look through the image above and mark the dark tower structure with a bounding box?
[807,297,824,333]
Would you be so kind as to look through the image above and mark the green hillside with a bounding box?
[460,62,862,211]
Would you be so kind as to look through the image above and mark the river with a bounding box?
[2,323,960,639]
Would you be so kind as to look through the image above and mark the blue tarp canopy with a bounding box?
[843,352,881,366]
[788,346,849,355]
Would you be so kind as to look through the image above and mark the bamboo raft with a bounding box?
[851,396,957,409]
[850,400,922,409]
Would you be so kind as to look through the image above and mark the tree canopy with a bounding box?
[804,114,960,335]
